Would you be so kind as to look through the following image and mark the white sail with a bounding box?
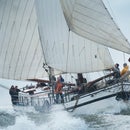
[0,0,129,80]
[0,0,54,80]
[35,0,114,73]
[60,0,130,54]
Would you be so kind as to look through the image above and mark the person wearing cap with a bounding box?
[120,63,129,76]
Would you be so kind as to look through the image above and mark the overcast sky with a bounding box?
[107,0,130,40]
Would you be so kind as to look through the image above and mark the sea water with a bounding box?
[1,84,130,130]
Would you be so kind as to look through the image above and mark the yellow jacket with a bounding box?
[120,65,129,76]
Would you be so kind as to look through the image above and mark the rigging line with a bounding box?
[13,0,33,79]
[37,29,50,77]
[34,54,44,78]
[0,0,13,58]
[65,30,71,72]
[60,0,76,29]
[104,0,117,25]
[123,52,125,63]
[37,25,48,67]
[0,0,7,30]
[62,1,77,72]
[82,39,88,72]
[20,4,36,78]
[90,43,93,72]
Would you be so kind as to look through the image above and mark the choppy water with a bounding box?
[1,83,130,130]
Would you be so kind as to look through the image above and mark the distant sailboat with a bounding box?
[0,0,130,113]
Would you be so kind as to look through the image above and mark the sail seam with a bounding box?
[0,0,7,31]
[1,0,14,77]
[20,3,36,79]
[13,0,29,79]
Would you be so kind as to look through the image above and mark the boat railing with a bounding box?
[63,71,130,103]
[17,71,130,106]
[18,89,53,106]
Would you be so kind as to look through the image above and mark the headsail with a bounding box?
[60,0,130,54]
[35,0,114,73]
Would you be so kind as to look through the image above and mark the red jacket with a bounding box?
[55,82,63,94]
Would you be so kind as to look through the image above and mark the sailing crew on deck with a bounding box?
[14,86,21,104]
[59,75,64,83]
[54,77,64,103]
[113,63,121,79]
[120,63,129,76]
[9,85,21,105]
[9,85,16,105]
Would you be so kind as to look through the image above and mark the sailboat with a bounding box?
[0,0,130,113]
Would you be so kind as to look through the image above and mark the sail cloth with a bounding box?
[0,0,129,80]
[60,0,130,54]
[35,0,114,73]
[0,0,62,80]
[0,0,51,80]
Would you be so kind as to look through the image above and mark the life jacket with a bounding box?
[55,82,63,94]
[120,65,129,76]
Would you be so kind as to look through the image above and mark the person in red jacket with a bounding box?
[54,77,64,103]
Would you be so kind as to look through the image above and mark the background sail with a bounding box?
[35,0,114,73]
[60,0,130,54]
[0,0,51,80]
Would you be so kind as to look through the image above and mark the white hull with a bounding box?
[63,83,130,114]
[14,82,130,114]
